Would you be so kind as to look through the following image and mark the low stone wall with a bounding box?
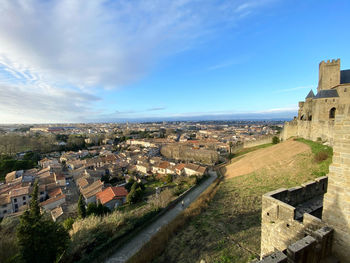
[260,177,328,258]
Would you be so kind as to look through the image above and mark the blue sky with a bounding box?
[0,0,350,123]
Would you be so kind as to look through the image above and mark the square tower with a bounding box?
[318,59,341,92]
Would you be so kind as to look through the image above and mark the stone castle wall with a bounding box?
[261,177,328,257]
[231,136,274,154]
[160,144,219,165]
[282,119,335,145]
[322,113,350,262]
[244,136,273,148]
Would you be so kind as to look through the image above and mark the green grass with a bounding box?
[154,139,333,263]
[295,138,333,177]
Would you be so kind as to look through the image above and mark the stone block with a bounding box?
[258,251,287,263]
[287,235,317,263]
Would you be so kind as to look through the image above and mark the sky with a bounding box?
[0,0,350,123]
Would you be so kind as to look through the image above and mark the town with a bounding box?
[0,121,281,221]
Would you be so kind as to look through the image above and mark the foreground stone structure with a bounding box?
[261,177,328,257]
[258,59,350,262]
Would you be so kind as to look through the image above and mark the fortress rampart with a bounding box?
[160,144,219,165]
[259,59,350,262]
[231,135,274,154]
[260,177,329,258]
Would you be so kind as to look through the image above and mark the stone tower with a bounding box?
[322,110,350,262]
[318,59,340,92]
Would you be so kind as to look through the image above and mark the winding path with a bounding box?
[105,171,217,263]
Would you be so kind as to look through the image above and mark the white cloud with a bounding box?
[0,84,100,123]
[0,0,277,123]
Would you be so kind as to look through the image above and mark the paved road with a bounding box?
[106,171,218,263]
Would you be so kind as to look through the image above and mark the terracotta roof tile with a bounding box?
[96,186,128,205]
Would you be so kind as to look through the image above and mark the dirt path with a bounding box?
[222,140,310,178]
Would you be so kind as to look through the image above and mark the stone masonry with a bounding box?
[260,177,328,257]
[259,59,350,262]
[322,113,350,262]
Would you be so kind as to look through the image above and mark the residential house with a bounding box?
[184,163,207,176]
[40,194,66,211]
[38,158,59,169]
[5,170,23,183]
[80,180,103,204]
[136,163,151,175]
[50,206,64,222]
[0,194,12,218]
[96,186,128,210]
[9,186,30,213]
[54,173,66,186]
[175,163,186,176]
[152,161,170,175]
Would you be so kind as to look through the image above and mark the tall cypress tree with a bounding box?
[78,194,86,218]
[17,181,69,263]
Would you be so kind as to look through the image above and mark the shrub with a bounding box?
[87,203,110,216]
[314,151,329,163]
[63,217,75,231]
[272,136,280,144]
[166,174,173,183]
[127,182,144,204]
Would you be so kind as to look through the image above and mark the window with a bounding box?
[23,196,26,200]
[3,210,6,214]
[14,198,17,203]
[308,115,312,121]
[23,202,26,205]
[329,107,336,119]
[300,115,305,120]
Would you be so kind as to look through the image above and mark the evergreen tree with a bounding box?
[126,182,144,204]
[17,181,69,263]
[29,181,41,218]
[78,194,86,218]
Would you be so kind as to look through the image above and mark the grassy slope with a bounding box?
[154,139,332,263]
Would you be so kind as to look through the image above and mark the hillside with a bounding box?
[154,139,332,263]
[221,140,310,178]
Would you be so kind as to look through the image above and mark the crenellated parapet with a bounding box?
[260,177,329,258]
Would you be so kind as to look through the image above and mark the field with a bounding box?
[154,139,332,263]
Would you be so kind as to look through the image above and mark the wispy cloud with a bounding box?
[146,107,166,111]
[0,0,277,123]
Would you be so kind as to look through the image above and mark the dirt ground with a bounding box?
[222,140,310,178]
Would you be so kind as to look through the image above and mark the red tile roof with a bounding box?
[158,161,170,169]
[175,163,186,171]
[48,187,63,198]
[96,186,128,205]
